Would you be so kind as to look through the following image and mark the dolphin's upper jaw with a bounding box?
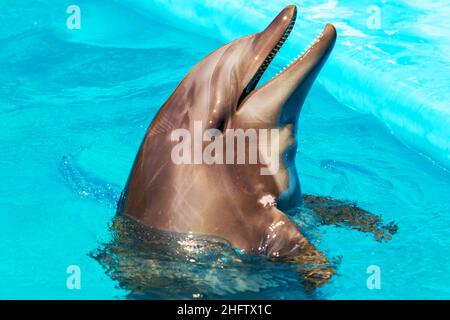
[237,5,297,108]
[237,7,297,106]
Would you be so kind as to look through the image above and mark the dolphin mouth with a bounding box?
[244,14,296,96]
[238,7,336,109]
[238,9,296,106]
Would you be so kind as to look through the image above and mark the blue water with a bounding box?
[0,0,449,299]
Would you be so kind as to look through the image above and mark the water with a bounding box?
[0,0,449,299]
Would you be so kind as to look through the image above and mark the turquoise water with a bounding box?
[0,0,449,299]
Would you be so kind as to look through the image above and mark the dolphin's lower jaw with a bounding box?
[237,6,336,116]
[234,12,336,210]
[119,5,337,288]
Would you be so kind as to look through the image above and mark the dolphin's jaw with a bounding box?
[271,24,336,81]
[237,15,336,112]
[237,7,297,107]
[231,20,336,209]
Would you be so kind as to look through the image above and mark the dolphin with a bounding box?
[117,5,337,286]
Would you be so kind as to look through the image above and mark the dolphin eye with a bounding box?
[216,117,227,133]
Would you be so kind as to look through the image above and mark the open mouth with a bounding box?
[237,11,296,106]
[237,8,335,108]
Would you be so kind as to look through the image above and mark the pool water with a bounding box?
[0,0,449,299]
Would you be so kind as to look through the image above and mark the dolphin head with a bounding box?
[124,3,337,221]
[155,5,335,211]
[173,5,335,136]
[172,5,296,131]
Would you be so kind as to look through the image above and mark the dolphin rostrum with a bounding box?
[117,5,337,286]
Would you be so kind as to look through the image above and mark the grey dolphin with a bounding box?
[117,5,337,286]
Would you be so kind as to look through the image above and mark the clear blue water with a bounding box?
[0,0,449,299]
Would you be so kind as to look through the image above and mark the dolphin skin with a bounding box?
[117,5,337,286]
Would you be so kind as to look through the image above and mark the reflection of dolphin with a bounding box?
[118,5,337,286]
